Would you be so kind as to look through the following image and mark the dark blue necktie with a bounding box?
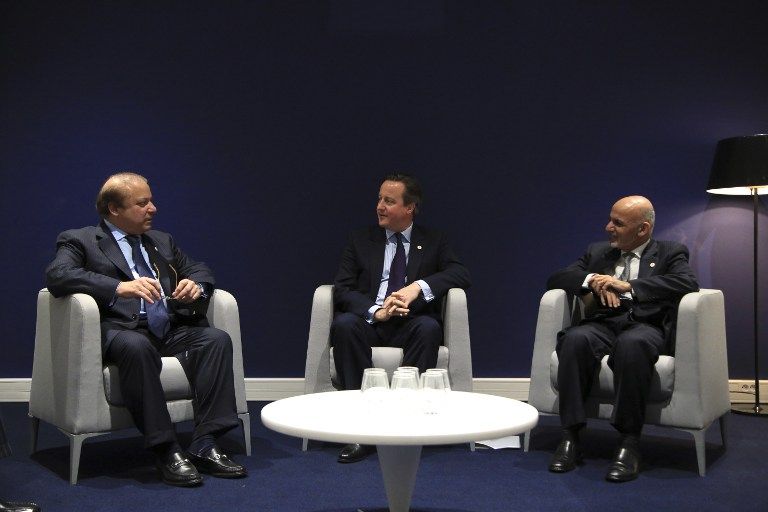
[385,232,407,297]
[126,235,170,339]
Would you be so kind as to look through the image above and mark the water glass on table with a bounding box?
[360,368,389,392]
[420,371,448,415]
[423,368,451,391]
[391,370,420,391]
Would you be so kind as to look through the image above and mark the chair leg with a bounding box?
[301,438,309,451]
[238,412,252,456]
[469,441,475,452]
[522,430,531,452]
[719,414,728,449]
[29,416,40,454]
[687,429,707,477]
[61,431,105,485]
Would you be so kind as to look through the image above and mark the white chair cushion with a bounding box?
[103,357,193,406]
[550,351,675,403]
[330,346,450,385]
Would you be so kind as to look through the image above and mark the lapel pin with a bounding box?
[650,262,656,267]
[417,245,422,250]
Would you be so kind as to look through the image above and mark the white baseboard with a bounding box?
[2,377,765,404]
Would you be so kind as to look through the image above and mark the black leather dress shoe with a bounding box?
[548,437,582,473]
[156,451,203,487]
[606,443,641,482]
[187,446,247,478]
[0,501,40,512]
[337,444,376,463]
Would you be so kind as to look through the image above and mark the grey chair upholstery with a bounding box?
[527,288,730,476]
[302,285,473,449]
[29,288,251,485]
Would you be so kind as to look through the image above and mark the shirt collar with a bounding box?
[385,223,413,243]
[625,239,651,259]
[104,220,130,242]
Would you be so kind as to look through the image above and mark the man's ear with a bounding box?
[107,202,120,217]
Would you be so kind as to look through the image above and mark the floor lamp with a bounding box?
[707,134,768,416]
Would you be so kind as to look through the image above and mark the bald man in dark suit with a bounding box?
[546,196,698,482]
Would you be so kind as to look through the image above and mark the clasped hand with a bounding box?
[116,278,201,304]
[589,274,632,308]
[373,282,422,322]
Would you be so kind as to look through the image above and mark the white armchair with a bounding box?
[527,288,730,476]
[29,288,251,484]
[302,285,473,449]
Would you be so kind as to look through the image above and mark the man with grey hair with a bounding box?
[545,195,698,482]
[46,172,246,486]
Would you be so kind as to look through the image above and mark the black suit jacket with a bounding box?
[546,239,699,353]
[46,221,215,350]
[333,225,471,320]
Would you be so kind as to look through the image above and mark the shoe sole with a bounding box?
[198,469,248,478]
[161,476,204,487]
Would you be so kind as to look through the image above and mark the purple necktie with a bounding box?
[385,232,407,297]
[126,235,170,339]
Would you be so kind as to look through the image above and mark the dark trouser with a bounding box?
[555,312,665,435]
[331,312,442,390]
[104,323,239,449]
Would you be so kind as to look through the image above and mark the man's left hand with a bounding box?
[590,275,632,295]
[390,282,423,308]
[171,279,201,303]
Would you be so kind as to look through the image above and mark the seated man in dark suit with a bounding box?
[546,195,699,482]
[331,173,471,463]
[45,172,247,486]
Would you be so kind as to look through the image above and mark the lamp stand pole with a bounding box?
[733,187,768,416]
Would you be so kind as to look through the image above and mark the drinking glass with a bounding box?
[424,368,451,391]
[395,366,420,379]
[360,368,389,392]
[391,370,420,391]
[420,372,447,391]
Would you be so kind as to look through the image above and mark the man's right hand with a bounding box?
[373,295,410,322]
[116,277,163,304]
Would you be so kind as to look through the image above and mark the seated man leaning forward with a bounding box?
[331,173,471,463]
[45,172,247,487]
[546,195,699,482]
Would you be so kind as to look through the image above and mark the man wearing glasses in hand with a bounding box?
[46,172,246,487]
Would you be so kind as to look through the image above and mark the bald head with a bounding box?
[606,195,655,251]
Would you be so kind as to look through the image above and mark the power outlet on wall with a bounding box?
[729,380,768,403]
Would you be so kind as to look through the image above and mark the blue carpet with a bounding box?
[1,401,766,512]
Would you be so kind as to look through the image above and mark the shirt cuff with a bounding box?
[416,280,434,302]
[366,305,379,324]
[582,273,595,290]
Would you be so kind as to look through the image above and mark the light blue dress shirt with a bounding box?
[104,220,166,312]
[366,224,434,322]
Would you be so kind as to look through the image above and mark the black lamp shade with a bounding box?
[707,134,768,195]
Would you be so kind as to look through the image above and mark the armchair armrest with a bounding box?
[442,288,473,391]
[206,289,248,414]
[666,289,730,427]
[528,289,570,409]
[30,289,109,433]
[303,285,335,394]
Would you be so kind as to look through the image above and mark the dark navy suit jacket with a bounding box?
[46,221,215,351]
[333,224,471,321]
[546,239,699,353]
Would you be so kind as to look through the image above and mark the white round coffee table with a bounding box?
[261,390,538,512]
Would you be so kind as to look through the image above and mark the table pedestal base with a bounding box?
[376,445,423,512]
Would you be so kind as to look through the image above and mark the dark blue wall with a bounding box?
[2,1,767,379]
